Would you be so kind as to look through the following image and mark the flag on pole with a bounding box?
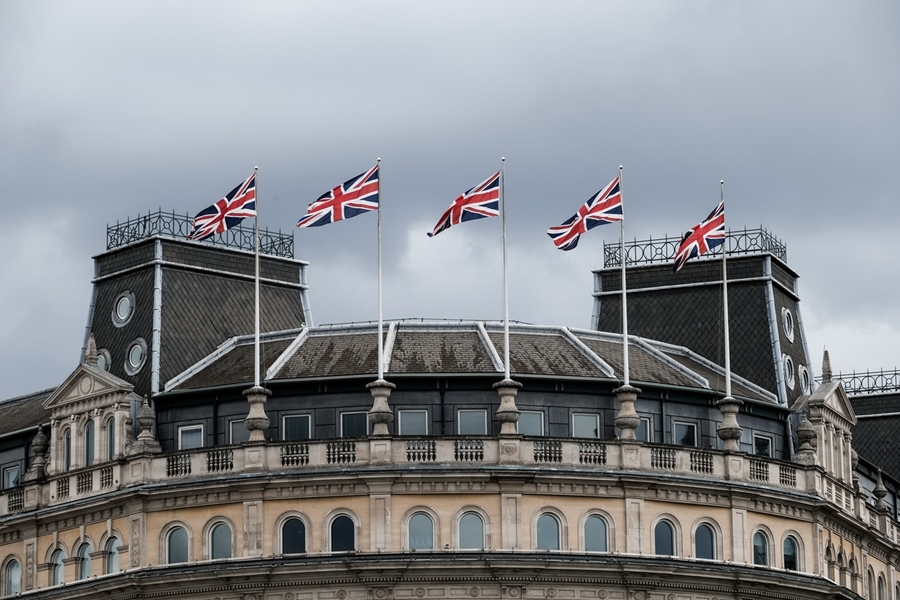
[673,200,725,272]
[188,172,257,241]
[427,171,500,237]
[547,176,623,251]
[298,164,379,228]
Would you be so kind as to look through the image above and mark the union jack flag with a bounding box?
[547,176,623,251]
[188,172,257,241]
[298,164,379,228]
[673,200,725,272]
[427,171,500,237]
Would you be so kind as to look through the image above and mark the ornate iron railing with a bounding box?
[107,210,294,258]
[825,370,900,396]
[603,227,786,268]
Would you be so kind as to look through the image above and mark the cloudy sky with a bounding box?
[1,1,898,399]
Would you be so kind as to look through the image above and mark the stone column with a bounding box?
[716,396,744,452]
[366,379,396,437]
[243,386,272,442]
[613,384,642,441]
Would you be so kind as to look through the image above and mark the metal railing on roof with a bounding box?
[824,369,900,396]
[107,210,294,258]
[603,227,786,268]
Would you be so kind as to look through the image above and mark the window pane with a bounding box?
[180,427,203,450]
[230,420,250,444]
[106,537,120,574]
[282,517,306,554]
[754,436,772,457]
[51,551,65,585]
[3,466,19,489]
[654,521,674,556]
[78,543,93,579]
[536,514,560,550]
[211,523,232,559]
[459,513,484,549]
[64,430,71,470]
[341,413,368,438]
[5,560,20,596]
[84,420,95,465]
[284,415,310,441]
[518,411,543,436]
[585,516,608,552]
[408,513,434,550]
[783,537,798,570]
[458,410,487,435]
[107,419,116,460]
[635,418,650,442]
[695,524,714,559]
[331,516,355,552]
[399,410,428,435]
[674,423,697,447]
[168,527,188,564]
[753,532,768,565]
[573,414,599,439]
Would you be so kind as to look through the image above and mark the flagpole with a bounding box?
[619,165,629,387]
[501,157,510,380]
[377,158,384,381]
[253,166,261,387]
[721,180,731,398]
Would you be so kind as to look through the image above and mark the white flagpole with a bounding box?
[501,157,510,380]
[253,166,260,388]
[377,158,384,380]
[721,180,731,398]
[619,165,629,387]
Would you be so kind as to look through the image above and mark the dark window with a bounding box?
[753,531,768,565]
[674,422,697,447]
[584,515,608,552]
[84,420,95,466]
[282,517,306,554]
[106,418,116,460]
[105,537,120,574]
[459,512,484,549]
[635,418,651,442]
[179,425,203,450]
[695,524,715,559]
[399,410,428,435]
[50,550,65,585]
[77,543,92,580]
[4,559,20,596]
[283,415,311,441]
[783,536,798,570]
[167,527,188,564]
[536,514,560,550]
[573,414,599,439]
[331,516,355,552]
[64,429,72,470]
[210,523,232,559]
[341,413,368,438]
[654,521,675,556]
[754,435,772,457]
[458,410,487,435]
[230,420,250,444]
[2,466,19,490]
[518,411,543,436]
[408,513,434,550]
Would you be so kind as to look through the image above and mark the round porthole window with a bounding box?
[124,338,148,375]
[783,354,795,390]
[112,291,136,327]
[781,307,795,343]
[96,349,111,372]
[798,364,811,395]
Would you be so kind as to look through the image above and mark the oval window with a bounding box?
[124,338,147,375]
[112,292,135,327]
[96,349,111,372]
[781,307,795,342]
[783,354,795,390]
[798,365,811,395]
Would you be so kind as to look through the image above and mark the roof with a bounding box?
[0,388,54,436]
[162,320,777,403]
[851,392,900,482]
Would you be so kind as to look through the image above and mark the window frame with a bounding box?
[517,410,544,436]
[653,517,678,556]
[582,513,610,553]
[673,421,698,447]
[572,413,600,439]
[2,465,20,490]
[782,534,800,571]
[535,512,562,551]
[457,409,488,435]
[105,416,116,461]
[457,511,486,550]
[407,511,435,551]
[3,557,21,597]
[398,409,429,436]
[340,411,369,438]
[229,419,250,445]
[279,514,308,555]
[209,521,233,560]
[753,433,773,457]
[693,522,716,560]
[752,530,770,566]
[77,542,93,580]
[329,514,357,552]
[84,419,95,466]
[165,525,190,565]
[105,536,120,575]
[50,549,65,586]
[282,414,311,441]
[178,424,204,450]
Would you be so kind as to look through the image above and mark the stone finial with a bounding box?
[366,379,396,437]
[494,378,523,436]
[715,396,744,452]
[85,333,99,367]
[127,396,161,455]
[23,428,49,482]
[613,384,642,441]
[243,385,272,442]
[794,415,817,466]
[873,469,888,512]
[822,350,832,383]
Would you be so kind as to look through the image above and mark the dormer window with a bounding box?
[112,291,135,327]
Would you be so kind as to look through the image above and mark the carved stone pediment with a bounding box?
[803,380,858,429]
[42,363,134,419]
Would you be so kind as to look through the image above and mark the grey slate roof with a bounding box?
[0,388,54,436]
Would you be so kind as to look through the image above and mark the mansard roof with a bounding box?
[0,388,54,435]
[163,320,778,403]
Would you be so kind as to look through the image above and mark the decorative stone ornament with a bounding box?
[24,428,49,482]
[715,396,743,451]
[367,379,396,436]
[613,384,642,440]
[493,378,522,436]
[794,415,818,466]
[127,396,161,454]
[874,470,888,513]
[243,386,272,442]
[84,333,99,367]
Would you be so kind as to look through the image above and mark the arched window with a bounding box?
[868,569,876,600]
[459,512,485,550]
[408,513,434,550]
[282,517,306,554]
[783,536,799,571]
[63,429,72,471]
[825,546,834,580]
[894,582,899,600]
[695,523,715,559]
[210,523,232,560]
[878,575,886,600]
[331,515,355,552]
[167,527,189,564]
[77,542,92,580]
[654,520,675,556]
[753,531,768,565]
[105,537,120,574]
[584,515,608,552]
[849,557,859,593]
[106,417,116,460]
[4,559,21,596]
[84,420,95,466]
[536,514,560,551]
[50,549,65,585]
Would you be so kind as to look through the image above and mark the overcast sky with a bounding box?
[1,1,898,399]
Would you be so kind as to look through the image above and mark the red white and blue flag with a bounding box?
[427,171,500,237]
[189,172,257,241]
[298,164,379,228]
[673,201,725,272]
[547,176,623,251]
